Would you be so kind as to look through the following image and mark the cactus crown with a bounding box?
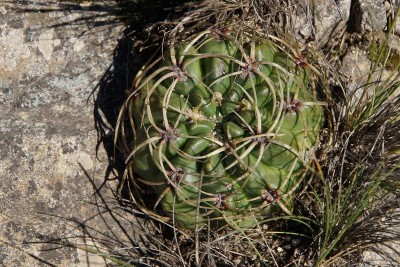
[120,28,325,229]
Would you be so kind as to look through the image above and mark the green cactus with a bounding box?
[122,29,325,229]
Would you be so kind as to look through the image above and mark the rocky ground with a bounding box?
[0,0,399,266]
[0,1,137,266]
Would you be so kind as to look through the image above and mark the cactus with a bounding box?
[121,28,325,229]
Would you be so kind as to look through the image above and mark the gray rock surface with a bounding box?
[313,0,351,46]
[0,1,136,266]
[305,0,390,46]
[340,46,372,82]
[363,242,400,266]
[339,46,373,104]
[292,0,314,40]
[360,0,388,31]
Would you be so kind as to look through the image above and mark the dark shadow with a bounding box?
[347,0,363,33]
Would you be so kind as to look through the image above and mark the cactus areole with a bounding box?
[124,29,325,229]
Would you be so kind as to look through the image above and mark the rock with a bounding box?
[0,1,135,266]
[309,0,389,46]
[364,242,400,266]
[339,46,373,103]
[340,46,372,82]
[360,0,388,31]
[0,28,31,72]
[292,0,314,40]
[390,0,400,34]
[313,0,351,46]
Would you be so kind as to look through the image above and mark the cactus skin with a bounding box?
[124,29,325,229]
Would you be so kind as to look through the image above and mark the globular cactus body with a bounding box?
[123,29,324,229]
